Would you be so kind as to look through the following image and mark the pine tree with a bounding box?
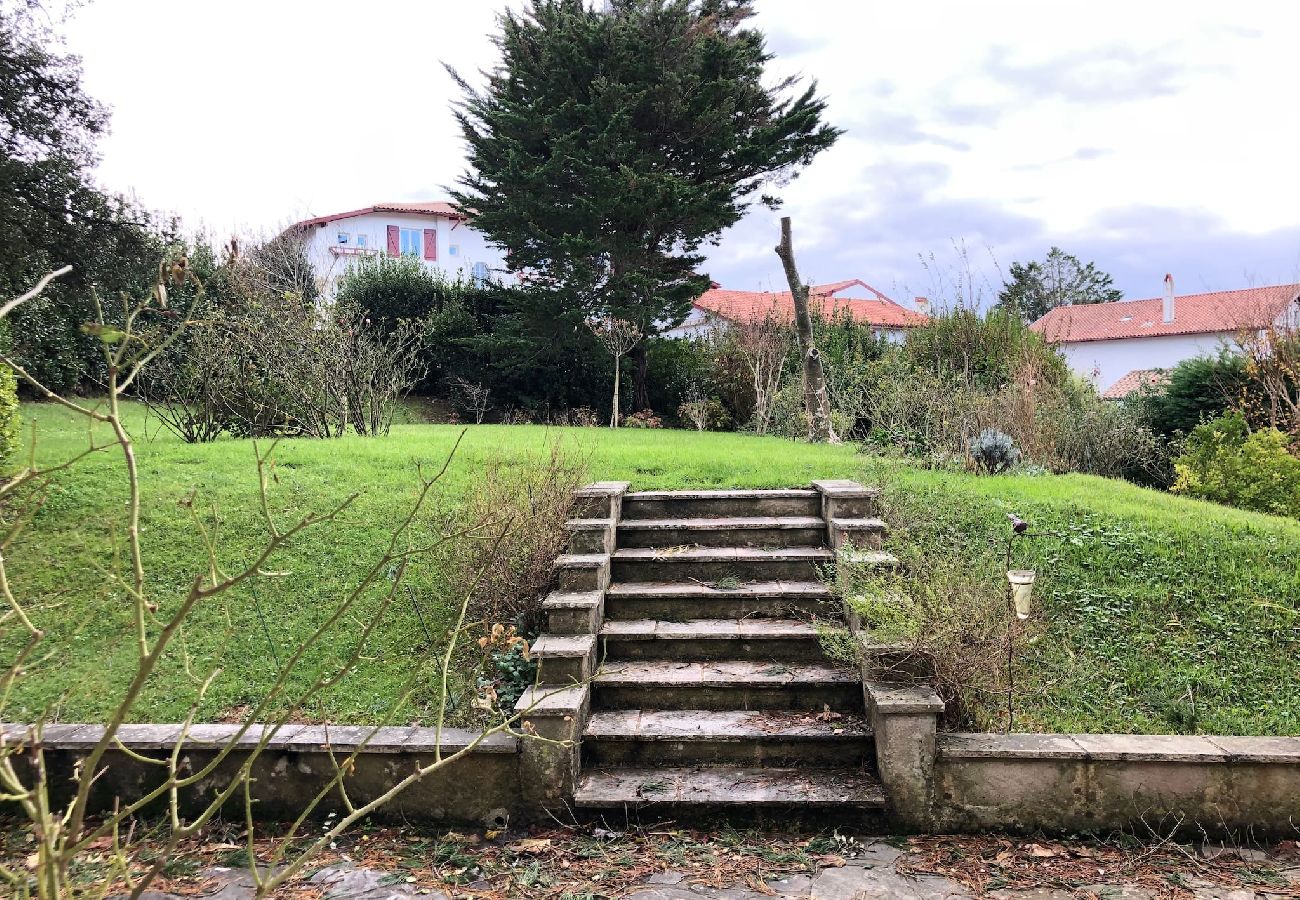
[996,247,1123,323]
[448,0,840,407]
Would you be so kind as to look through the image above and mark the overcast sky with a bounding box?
[62,0,1300,305]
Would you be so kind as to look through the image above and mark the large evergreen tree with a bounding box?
[996,246,1123,323]
[449,0,840,407]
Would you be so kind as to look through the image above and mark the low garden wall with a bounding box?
[3,723,523,829]
[934,732,1300,836]
[863,676,1300,839]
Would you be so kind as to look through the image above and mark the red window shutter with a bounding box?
[386,225,399,257]
[423,228,437,261]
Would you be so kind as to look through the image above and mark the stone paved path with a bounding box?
[128,839,1299,899]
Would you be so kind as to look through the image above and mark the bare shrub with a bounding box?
[677,392,728,431]
[728,309,790,435]
[139,267,425,440]
[1237,323,1300,439]
[335,304,427,436]
[838,490,1011,730]
[135,314,232,443]
[450,377,492,424]
[441,440,589,638]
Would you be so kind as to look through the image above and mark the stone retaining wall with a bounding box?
[851,626,1300,837]
[3,723,522,828]
[862,681,1300,838]
[933,732,1300,837]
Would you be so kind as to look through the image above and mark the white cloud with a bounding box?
[64,0,1300,299]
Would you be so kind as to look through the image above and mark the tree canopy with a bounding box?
[995,246,1123,323]
[448,0,840,405]
[1,1,165,391]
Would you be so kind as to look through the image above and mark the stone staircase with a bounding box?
[524,481,901,820]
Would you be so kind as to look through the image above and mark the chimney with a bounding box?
[914,296,931,316]
[1163,274,1175,323]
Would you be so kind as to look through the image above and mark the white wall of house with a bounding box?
[301,212,510,295]
[1058,332,1246,391]
[660,307,716,339]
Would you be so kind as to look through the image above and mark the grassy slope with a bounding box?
[5,402,863,727]
[6,401,1298,733]
[865,463,1300,735]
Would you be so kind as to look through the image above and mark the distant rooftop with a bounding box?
[1032,283,1300,343]
[1102,368,1169,400]
[292,202,465,229]
[694,279,929,330]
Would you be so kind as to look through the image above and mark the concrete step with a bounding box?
[592,659,862,711]
[600,618,829,662]
[604,580,838,620]
[532,633,596,683]
[573,765,885,810]
[829,517,888,550]
[621,490,821,520]
[565,519,615,555]
[542,591,603,635]
[583,709,872,767]
[554,554,610,592]
[611,546,833,583]
[616,515,828,549]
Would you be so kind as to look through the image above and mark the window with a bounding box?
[472,261,490,285]
[336,231,350,245]
[399,228,422,257]
[448,244,459,257]
[355,233,368,249]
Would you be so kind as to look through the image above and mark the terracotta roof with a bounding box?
[292,201,466,229]
[1032,283,1300,343]
[694,279,928,329]
[1101,368,1169,400]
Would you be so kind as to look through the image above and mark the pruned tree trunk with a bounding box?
[631,340,650,412]
[612,355,621,427]
[775,216,839,443]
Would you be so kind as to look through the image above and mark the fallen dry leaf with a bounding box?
[510,839,552,854]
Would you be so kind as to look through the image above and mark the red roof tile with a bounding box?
[694,279,928,329]
[1101,368,1169,400]
[293,201,465,229]
[1032,283,1300,343]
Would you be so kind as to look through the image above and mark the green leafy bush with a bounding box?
[1172,413,1300,516]
[900,307,1071,390]
[336,255,461,327]
[1133,353,1249,438]
[0,363,20,466]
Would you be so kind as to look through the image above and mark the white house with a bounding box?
[289,201,510,295]
[1031,277,1300,395]
[663,279,930,340]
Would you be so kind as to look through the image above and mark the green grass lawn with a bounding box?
[859,463,1300,735]
[5,400,1298,734]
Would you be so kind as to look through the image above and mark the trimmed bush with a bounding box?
[1172,413,1300,516]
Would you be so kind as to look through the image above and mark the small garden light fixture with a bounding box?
[1007,569,1036,620]
[1003,513,1037,619]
